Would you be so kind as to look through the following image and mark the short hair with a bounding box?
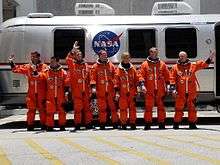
[98,50,107,56]
[31,51,40,57]
[51,56,60,62]
[76,49,82,55]
[149,47,158,53]
[121,52,130,60]
[179,51,187,55]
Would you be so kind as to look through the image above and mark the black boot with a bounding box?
[121,125,127,130]
[144,123,151,130]
[60,126,66,131]
[189,123,197,129]
[46,126,54,132]
[173,122,179,129]
[130,124,136,130]
[158,123,165,129]
[41,125,46,131]
[113,123,118,129]
[85,123,93,130]
[74,125,80,131]
[27,125,34,131]
[100,124,105,130]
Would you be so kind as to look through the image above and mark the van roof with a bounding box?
[2,14,220,28]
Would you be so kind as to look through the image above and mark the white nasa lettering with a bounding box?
[101,41,106,47]
[93,41,100,47]
[93,40,119,47]
[106,40,112,47]
[113,41,119,47]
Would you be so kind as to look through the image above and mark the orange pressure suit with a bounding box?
[66,53,92,127]
[139,57,170,124]
[44,66,67,128]
[114,63,138,126]
[90,60,118,126]
[170,60,210,123]
[11,63,47,128]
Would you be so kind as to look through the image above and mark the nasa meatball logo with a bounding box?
[92,31,123,57]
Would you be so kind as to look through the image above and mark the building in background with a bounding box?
[2,0,36,22]
[35,0,200,15]
[3,0,17,22]
[35,0,220,15]
[0,0,2,23]
[1,0,220,22]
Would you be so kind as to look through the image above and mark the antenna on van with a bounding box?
[75,3,115,16]
[151,1,193,15]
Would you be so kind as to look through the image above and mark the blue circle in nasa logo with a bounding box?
[92,31,121,57]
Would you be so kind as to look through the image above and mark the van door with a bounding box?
[215,24,220,98]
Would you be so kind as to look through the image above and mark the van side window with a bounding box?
[165,28,197,58]
[54,29,85,59]
[128,29,156,58]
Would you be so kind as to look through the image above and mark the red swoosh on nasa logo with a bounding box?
[111,32,123,42]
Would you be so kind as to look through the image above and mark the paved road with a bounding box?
[0,109,220,127]
[0,125,220,165]
[0,110,219,165]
